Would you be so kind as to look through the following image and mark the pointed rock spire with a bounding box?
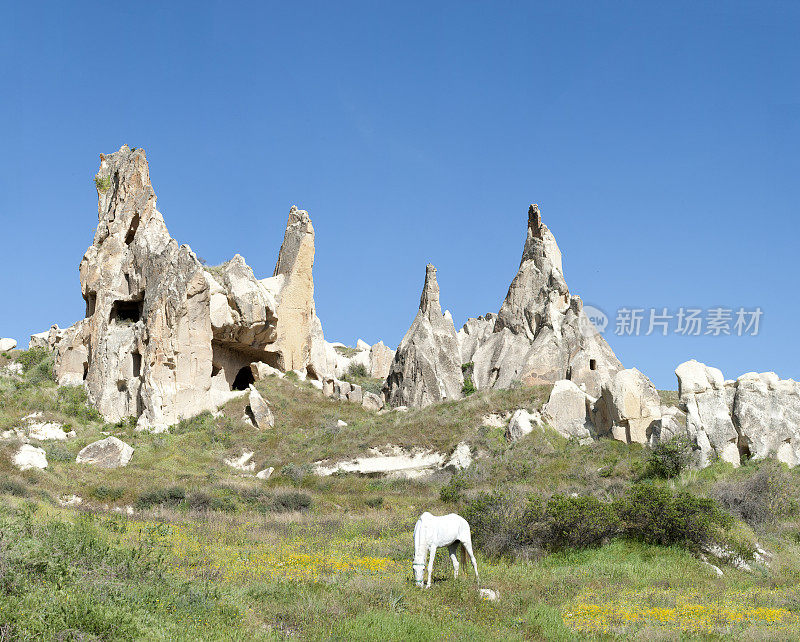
[383,264,463,408]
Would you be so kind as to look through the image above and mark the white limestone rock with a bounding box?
[505,409,542,442]
[256,467,274,480]
[470,205,622,396]
[12,444,48,471]
[595,368,662,445]
[246,385,275,430]
[384,264,463,408]
[542,380,595,441]
[224,450,255,471]
[0,338,17,352]
[76,437,134,468]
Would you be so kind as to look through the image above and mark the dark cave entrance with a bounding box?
[232,366,254,391]
[110,298,144,324]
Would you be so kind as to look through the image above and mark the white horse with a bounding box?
[412,512,479,588]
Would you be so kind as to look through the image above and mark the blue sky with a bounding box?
[1,2,798,389]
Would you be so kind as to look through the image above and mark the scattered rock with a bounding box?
[76,437,134,468]
[313,445,447,478]
[224,450,256,472]
[505,409,542,442]
[58,495,83,507]
[250,361,284,380]
[246,385,275,429]
[362,391,383,411]
[12,444,48,470]
[0,338,17,351]
[479,588,499,601]
[446,442,473,470]
[336,420,348,428]
[542,380,594,441]
[256,467,274,480]
[384,264,463,408]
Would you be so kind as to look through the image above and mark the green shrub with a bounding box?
[272,491,312,512]
[281,463,309,485]
[464,484,731,558]
[439,474,467,503]
[57,385,103,422]
[0,480,27,497]
[45,444,72,462]
[619,483,729,549]
[364,496,384,509]
[210,495,237,513]
[15,347,54,386]
[94,174,112,191]
[346,362,369,378]
[16,347,50,372]
[461,376,476,396]
[545,494,619,550]
[90,485,125,502]
[135,486,186,510]
[643,436,692,479]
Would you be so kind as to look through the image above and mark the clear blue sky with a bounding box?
[1,2,798,390]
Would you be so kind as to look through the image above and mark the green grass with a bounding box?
[5,348,800,639]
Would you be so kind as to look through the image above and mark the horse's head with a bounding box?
[412,562,425,587]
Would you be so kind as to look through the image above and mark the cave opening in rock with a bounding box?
[125,211,140,245]
[110,298,144,324]
[132,351,142,378]
[232,366,254,391]
[84,292,97,318]
[589,359,597,371]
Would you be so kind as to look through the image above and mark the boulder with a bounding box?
[362,391,384,411]
[369,341,395,379]
[256,467,274,480]
[676,360,739,466]
[383,264,463,408]
[595,369,662,444]
[347,384,363,405]
[76,437,134,468]
[246,385,275,429]
[224,450,255,471]
[505,409,542,442]
[250,361,284,381]
[53,146,321,429]
[12,444,48,470]
[542,380,595,441]
[468,205,622,396]
[447,442,473,470]
[0,338,17,351]
[732,372,800,466]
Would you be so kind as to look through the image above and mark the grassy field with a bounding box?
[3,347,800,640]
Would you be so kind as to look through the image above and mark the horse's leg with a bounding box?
[463,540,480,585]
[448,543,460,579]
[426,544,436,588]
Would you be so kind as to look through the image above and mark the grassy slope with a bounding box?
[3,349,800,639]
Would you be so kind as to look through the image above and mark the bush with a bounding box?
[57,385,103,422]
[711,463,792,526]
[94,174,112,191]
[439,474,467,503]
[0,480,27,497]
[45,445,72,462]
[272,491,312,512]
[643,436,692,479]
[464,484,731,558]
[15,348,54,386]
[281,463,309,485]
[346,362,368,378]
[135,486,186,510]
[545,494,619,550]
[90,485,125,502]
[16,347,50,373]
[364,496,384,509]
[619,483,729,549]
[461,376,476,396]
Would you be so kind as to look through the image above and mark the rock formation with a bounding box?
[594,368,662,444]
[54,146,321,429]
[384,264,463,408]
[675,360,800,467]
[465,205,622,396]
[542,379,595,441]
[0,338,17,351]
[76,436,134,468]
[12,444,48,471]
